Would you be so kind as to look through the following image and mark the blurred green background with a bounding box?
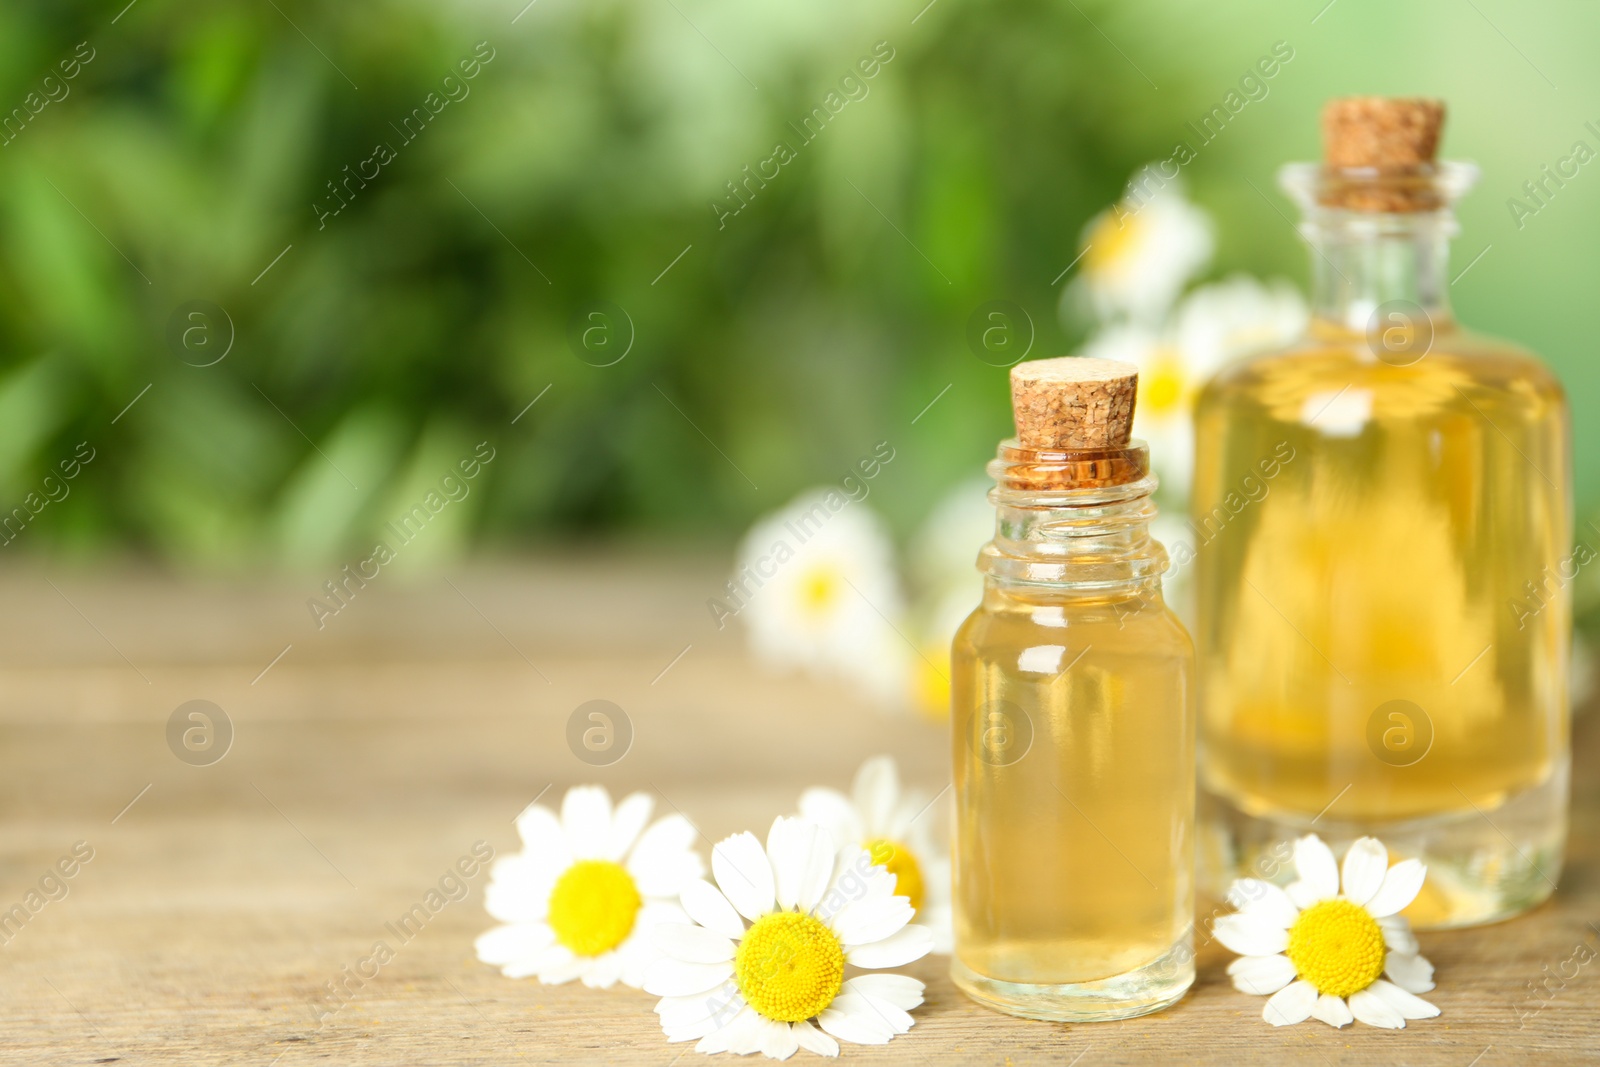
[0,0,1595,567]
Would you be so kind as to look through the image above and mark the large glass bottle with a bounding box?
[1193,100,1571,929]
[952,368,1195,1021]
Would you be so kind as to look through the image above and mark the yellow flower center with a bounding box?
[546,859,641,957]
[1285,899,1386,999]
[798,567,841,618]
[1083,209,1144,277]
[734,911,846,1022]
[1140,350,1188,417]
[866,838,925,912]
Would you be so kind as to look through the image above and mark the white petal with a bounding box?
[797,788,861,849]
[1226,954,1297,995]
[1310,993,1353,1028]
[488,850,563,893]
[1262,979,1317,1026]
[832,895,915,947]
[536,946,588,985]
[883,788,930,843]
[581,951,624,989]
[792,1020,839,1057]
[500,942,571,980]
[483,868,552,924]
[851,756,901,837]
[1339,837,1388,906]
[628,815,704,897]
[1285,880,1320,909]
[653,922,735,964]
[1369,978,1440,1020]
[643,958,734,997]
[656,993,725,1042]
[474,922,554,966]
[769,817,825,911]
[696,1005,767,1055]
[796,827,837,913]
[1366,859,1426,918]
[1225,879,1299,929]
[561,785,613,859]
[608,792,654,861]
[832,991,912,1034]
[758,1017,801,1060]
[514,803,570,865]
[1293,835,1339,901]
[845,924,933,968]
[843,974,924,1011]
[680,878,747,941]
[1384,952,1436,994]
[1379,915,1419,955]
[817,1000,894,1045]
[920,901,954,955]
[712,832,776,921]
[658,990,726,1024]
[1213,914,1290,957]
[1348,987,1405,1028]
[617,925,669,990]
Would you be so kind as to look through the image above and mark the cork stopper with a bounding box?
[1320,97,1446,211]
[1009,357,1137,450]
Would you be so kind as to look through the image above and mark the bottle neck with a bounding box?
[1303,210,1456,334]
[1281,161,1478,338]
[978,441,1168,601]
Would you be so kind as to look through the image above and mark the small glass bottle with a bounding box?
[1193,98,1571,928]
[951,357,1195,1022]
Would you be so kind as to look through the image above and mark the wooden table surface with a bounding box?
[1,558,1595,1066]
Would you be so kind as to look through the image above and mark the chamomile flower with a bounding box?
[733,489,909,705]
[1216,834,1440,1029]
[799,756,952,954]
[646,817,934,1059]
[475,785,704,989]
[1071,170,1212,324]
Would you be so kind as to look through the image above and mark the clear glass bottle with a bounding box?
[1193,145,1571,928]
[951,440,1195,1021]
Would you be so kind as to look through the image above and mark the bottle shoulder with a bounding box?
[954,590,1193,658]
[1195,326,1567,422]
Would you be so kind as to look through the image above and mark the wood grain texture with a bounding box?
[0,560,1594,1066]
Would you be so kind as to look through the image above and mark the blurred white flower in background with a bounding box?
[1078,275,1307,499]
[727,171,1318,723]
[1173,274,1308,371]
[734,489,909,706]
[1149,511,1198,628]
[1069,171,1213,324]
[906,477,992,719]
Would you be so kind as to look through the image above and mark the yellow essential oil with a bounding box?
[1193,99,1571,928]
[951,358,1195,1021]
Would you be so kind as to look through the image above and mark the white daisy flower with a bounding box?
[475,785,704,989]
[798,756,953,954]
[646,816,934,1059]
[1070,169,1213,324]
[733,489,909,706]
[1215,834,1441,1030]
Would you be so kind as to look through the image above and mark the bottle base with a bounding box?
[950,941,1193,1022]
[1199,761,1568,930]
